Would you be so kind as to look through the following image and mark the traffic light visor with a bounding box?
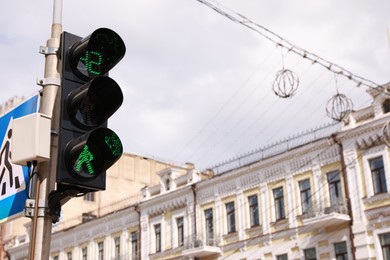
[64,128,123,179]
[67,76,124,130]
[69,28,126,80]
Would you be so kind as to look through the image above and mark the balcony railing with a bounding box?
[182,235,222,258]
[185,235,218,249]
[302,200,348,219]
[302,200,350,228]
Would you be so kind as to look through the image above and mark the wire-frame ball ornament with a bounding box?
[382,121,390,147]
[326,93,353,122]
[272,69,300,98]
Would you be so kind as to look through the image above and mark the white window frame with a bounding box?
[374,227,390,260]
[225,201,236,234]
[129,230,138,260]
[112,235,121,260]
[362,146,390,198]
[150,216,164,254]
[171,209,186,248]
[247,194,260,228]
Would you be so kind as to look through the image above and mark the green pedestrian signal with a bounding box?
[75,145,95,175]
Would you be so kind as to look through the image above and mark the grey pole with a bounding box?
[28,0,62,259]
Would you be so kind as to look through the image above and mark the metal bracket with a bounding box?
[39,46,58,55]
[36,77,61,87]
[25,199,48,219]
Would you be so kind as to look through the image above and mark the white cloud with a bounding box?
[0,0,389,169]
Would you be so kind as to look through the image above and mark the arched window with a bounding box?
[383,99,390,113]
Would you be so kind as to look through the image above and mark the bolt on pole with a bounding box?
[28,0,62,259]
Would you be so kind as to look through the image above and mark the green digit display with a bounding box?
[74,145,95,175]
[79,50,103,76]
[105,133,122,157]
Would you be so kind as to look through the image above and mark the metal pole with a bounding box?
[28,0,62,259]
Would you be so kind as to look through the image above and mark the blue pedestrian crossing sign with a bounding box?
[0,95,39,223]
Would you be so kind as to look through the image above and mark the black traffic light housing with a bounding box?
[56,28,125,193]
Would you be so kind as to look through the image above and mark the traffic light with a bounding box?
[56,28,125,193]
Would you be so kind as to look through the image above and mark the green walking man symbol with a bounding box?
[74,145,95,175]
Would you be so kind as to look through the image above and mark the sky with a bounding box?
[0,0,389,170]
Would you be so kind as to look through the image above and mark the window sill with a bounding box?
[271,218,289,229]
[364,192,390,205]
[245,225,263,238]
[222,231,238,244]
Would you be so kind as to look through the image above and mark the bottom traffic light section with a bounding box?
[49,128,123,223]
[58,127,122,191]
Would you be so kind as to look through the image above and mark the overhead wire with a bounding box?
[208,58,324,165]
[189,58,282,162]
[195,0,381,90]
[177,49,279,161]
[144,0,384,255]
[174,0,382,169]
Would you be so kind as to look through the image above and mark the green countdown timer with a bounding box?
[79,50,103,76]
[70,28,126,80]
[66,128,123,179]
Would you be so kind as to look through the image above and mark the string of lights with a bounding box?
[195,0,382,90]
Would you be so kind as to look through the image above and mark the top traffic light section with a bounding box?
[61,28,126,83]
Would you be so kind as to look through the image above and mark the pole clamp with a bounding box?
[37,77,61,87]
[39,46,59,55]
[25,199,48,219]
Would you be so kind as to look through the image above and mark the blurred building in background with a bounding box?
[4,83,390,259]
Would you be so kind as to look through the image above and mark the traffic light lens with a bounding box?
[74,145,95,175]
[65,128,123,179]
[79,50,103,76]
[70,28,126,80]
[105,132,122,156]
[67,77,123,130]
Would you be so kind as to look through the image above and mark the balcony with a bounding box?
[182,235,222,258]
[301,201,351,229]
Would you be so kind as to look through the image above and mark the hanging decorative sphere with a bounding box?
[272,69,300,98]
[326,93,353,121]
[382,121,390,147]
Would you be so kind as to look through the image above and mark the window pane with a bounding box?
[226,202,236,233]
[205,208,214,241]
[155,224,161,252]
[334,241,347,253]
[328,171,342,205]
[334,241,348,260]
[384,247,390,260]
[381,233,390,245]
[304,248,316,260]
[82,247,87,260]
[327,171,340,182]
[114,237,120,259]
[277,254,288,260]
[98,242,104,260]
[273,187,285,220]
[177,217,184,246]
[370,157,387,194]
[370,157,384,170]
[131,231,138,260]
[299,179,312,213]
[248,195,259,227]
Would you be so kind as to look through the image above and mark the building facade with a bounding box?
[6,83,390,259]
